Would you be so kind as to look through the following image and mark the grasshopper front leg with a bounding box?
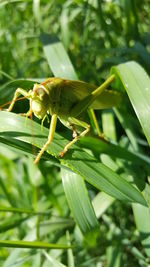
[60,118,90,157]
[7,88,31,112]
[34,114,58,164]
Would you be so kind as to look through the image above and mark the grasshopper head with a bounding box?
[30,84,50,119]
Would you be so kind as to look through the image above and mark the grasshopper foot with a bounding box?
[59,150,66,158]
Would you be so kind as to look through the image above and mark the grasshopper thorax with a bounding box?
[30,84,50,119]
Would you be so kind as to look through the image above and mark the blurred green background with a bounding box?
[0,1,150,266]
[1,0,150,83]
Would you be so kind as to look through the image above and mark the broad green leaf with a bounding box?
[111,61,150,257]
[111,61,150,145]
[41,34,78,80]
[61,169,99,239]
[92,192,114,219]
[132,184,150,257]
[0,135,59,165]
[80,136,150,172]
[0,111,147,207]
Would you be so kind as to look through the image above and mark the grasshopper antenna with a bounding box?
[0,97,27,110]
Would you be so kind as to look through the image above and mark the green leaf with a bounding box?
[61,169,99,239]
[0,111,147,207]
[61,150,147,206]
[41,34,78,80]
[111,61,150,145]
[92,192,114,219]
[132,184,150,257]
[80,136,150,172]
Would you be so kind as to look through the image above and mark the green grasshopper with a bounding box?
[7,75,121,164]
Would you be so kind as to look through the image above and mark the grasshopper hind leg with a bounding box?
[60,119,90,157]
[71,124,78,138]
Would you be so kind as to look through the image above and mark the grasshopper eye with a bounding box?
[36,87,45,96]
[34,85,49,97]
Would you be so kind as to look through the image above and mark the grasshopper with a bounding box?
[7,75,121,164]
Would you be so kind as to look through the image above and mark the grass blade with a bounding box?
[80,136,150,172]
[61,169,99,239]
[112,61,150,144]
[0,240,72,249]
[0,111,147,207]
[92,192,114,219]
[132,184,150,257]
[41,34,78,80]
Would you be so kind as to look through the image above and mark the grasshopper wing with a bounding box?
[90,89,122,109]
[61,80,121,110]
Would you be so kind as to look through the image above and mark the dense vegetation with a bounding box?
[0,1,150,266]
